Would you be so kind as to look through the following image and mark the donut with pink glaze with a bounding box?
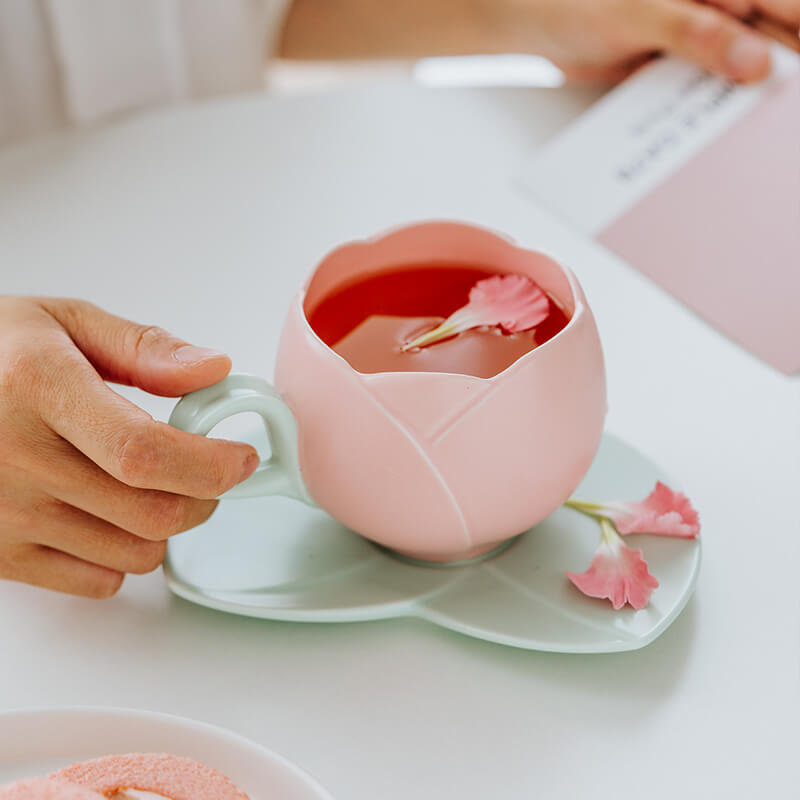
[49,753,250,800]
[0,778,103,799]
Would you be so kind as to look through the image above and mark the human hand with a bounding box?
[507,0,799,83]
[281,0,799,83]
[0,297,259,597]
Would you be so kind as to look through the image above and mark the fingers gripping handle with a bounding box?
[168,374,313,503]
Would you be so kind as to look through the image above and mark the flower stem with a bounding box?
[565,499,607,512]
[401,321,458,351]
[563,499,610,522]
[565,500,624,535]
[599,517,623,546]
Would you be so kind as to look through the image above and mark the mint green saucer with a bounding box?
[164,434,700,653]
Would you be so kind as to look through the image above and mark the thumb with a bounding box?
[636,0,772,82]
[40,298,233,396]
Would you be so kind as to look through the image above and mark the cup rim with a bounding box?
[296,221,587,383]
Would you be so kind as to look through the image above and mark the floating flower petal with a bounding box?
[402,273,550,350]
[567,519,659,610]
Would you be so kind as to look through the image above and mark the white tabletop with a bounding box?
[0,82,797,798]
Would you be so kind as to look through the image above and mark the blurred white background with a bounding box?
[267,54,565,93]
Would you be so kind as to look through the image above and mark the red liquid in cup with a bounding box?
[307,264,570,379]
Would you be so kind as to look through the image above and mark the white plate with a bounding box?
[165,433,700,653]
[0,708,333,800]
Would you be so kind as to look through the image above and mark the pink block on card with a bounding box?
[599,72,800,374]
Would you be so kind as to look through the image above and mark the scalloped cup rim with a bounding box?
[297,220,585,383]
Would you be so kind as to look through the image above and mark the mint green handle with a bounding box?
[168,374,313,503]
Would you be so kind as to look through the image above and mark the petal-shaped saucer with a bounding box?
[164,433,700,653]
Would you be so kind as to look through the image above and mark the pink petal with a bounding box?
[567,523,659,610]
[402,273,550,349]
[609,482,700,538]
[464,274,550,333]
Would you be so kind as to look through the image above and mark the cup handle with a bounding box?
[168,373,314,504]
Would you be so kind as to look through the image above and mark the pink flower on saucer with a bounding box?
[567,519,659,610]
[567,481,700,538]
[610,481,699,537]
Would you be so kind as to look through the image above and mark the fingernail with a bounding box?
[240,452,259,483]
[173,345,227,364]
[726,35,770,79]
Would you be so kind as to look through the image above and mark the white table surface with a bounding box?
[0,82,797,798]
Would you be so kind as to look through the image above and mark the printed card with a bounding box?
[523,46,800,374]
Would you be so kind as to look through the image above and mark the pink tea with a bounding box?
[307,264,570,379]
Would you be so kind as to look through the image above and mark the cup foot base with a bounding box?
[379,536,521,569]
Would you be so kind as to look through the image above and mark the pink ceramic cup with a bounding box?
[170,222,606,562]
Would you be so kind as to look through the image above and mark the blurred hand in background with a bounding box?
[282,0,799,83]
[2,0,798,145]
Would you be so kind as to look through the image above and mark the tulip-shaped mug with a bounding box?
[169,221,607,562]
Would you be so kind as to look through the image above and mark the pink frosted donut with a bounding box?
[49,753,250,800]
[0,778,103,799]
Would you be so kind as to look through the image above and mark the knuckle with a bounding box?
[128,324,171,359]
[204,452,240,499]
[0,496,38,530]
[112,425,160,487]
[48,297,96,325]
[5,490,69,531]
[0,346,43,403]
[137,493,191,540]
[675,9,727,49]
[17,497,68,533]
[43,496,73,517]
[36,298,103,349]
[0,301,67,404]
[0,544,29,583]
